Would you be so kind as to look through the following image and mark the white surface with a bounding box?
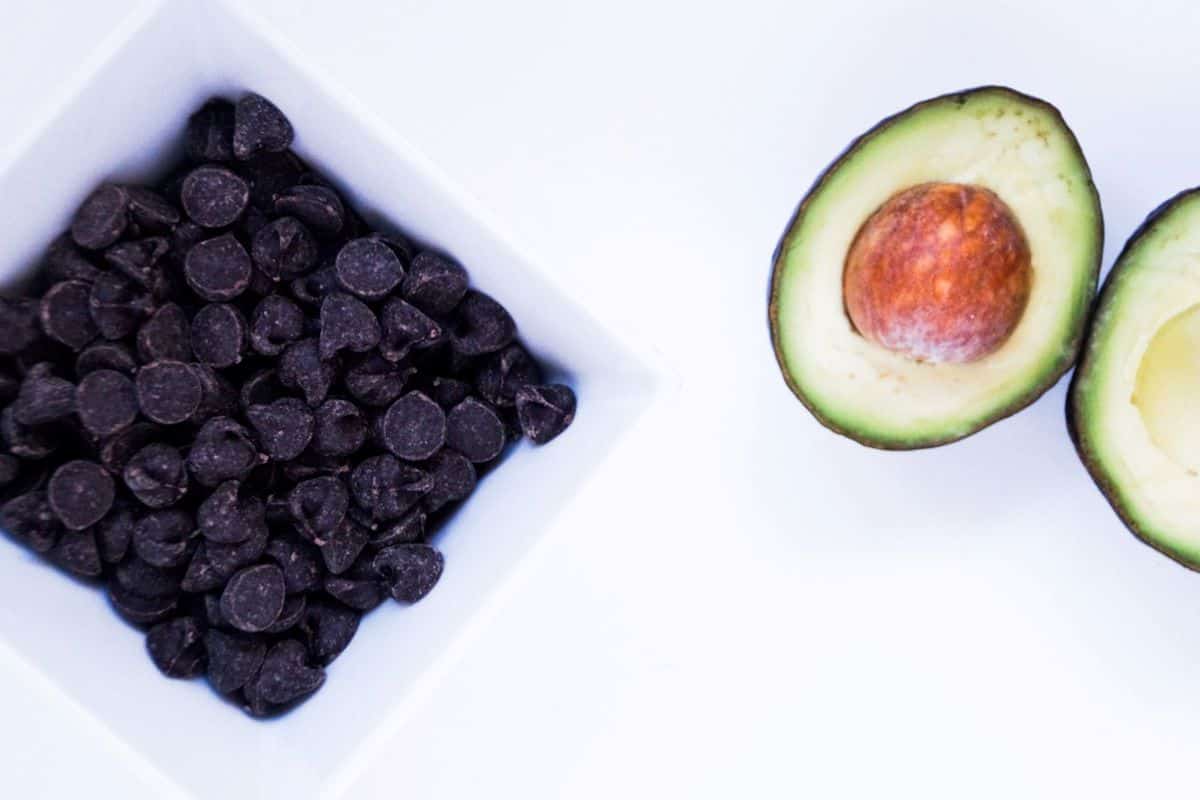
[5,0,1200,797]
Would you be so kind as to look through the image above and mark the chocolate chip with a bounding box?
[422,449,476,513]
[104,236,168,288]
[71,185,129,250]
[74,368,138,437]
[0,407,57,460]
[146,617,206,678]
[89,272,151,341]
[205,629,266,694]
[185,100,235,163]
[445,397,506,463]
[40,280,97,350]
[187,417,260,486]
[110,583,177,626]
[180,544,224,593]
[48,460,114,530]
[0,298,41,356]
[126,187,181,230]
[324,575,385,611]
[373,544,444,603]
[136,361,202,424]
[266,594,307,633]
[1,491,61,553]
[184,233,252,301]
[220,564,285,633]
[335,238,404,300]
[98,422,163,473]
[273,185,343,236]
[299,599,360,666]
[319,516,369,575]
[350,454,431,522]
[249,294,303,355]
[265,537,323,594]
[181,166,249,228]
[136,303,192,363]
[233,94,294,160]
[278,338,336,406]
[477,344,542,407]
[14,364,75,425]
[192,364,239,420]
[381,391,445,461]
[205,521,268,578]
[132,509,194,568]
[246,397,313,461]
[319,292,379,360]
[191,303,246,367]
[197,480,264,544]
[450,290,516,356]
[311,399,366,458]
[378,296,442,362]
[76,341,138,376]
[44,234,102,284]
[371,507,426,547]
[244,639,324,716]
[251,216,318,280]
[49,527,102,577]
[96,506,135,563]
[288,476,347,544]
[123,443,188,509]
[289,265,338,307]
[402,251,468,316]
[515,384,576,444]
[344,353,410,407]
[427,376,472,409]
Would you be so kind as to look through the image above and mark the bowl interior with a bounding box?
[0,1,660,796]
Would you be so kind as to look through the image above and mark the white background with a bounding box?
[5,1,1200,797]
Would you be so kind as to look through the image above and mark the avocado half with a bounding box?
[769,87,1103,449]
[1069,189,1200,570]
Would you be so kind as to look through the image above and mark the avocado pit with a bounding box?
[843,182,1032,363]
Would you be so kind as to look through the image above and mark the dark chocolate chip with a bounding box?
[115,557,181,599]
[146,617,206,678]
[0,298,42,356]
[96,506,136,563]
[381,391,445,461]
[136,303,192,363]
[14,364,75,425]
[110,583,177,626]
[190,303,246,367]
[180,543,224,593]
[278,338,337,406]
[136,361,202,424]
[515,384,576,444]
[427,376,471,409]
[184,234,252,301]
[402,251,468,316]
[205,629,266,694]
[335,238,404,300]
[265,537,323,595]
[288,476,348,545]
[373,544,444,603]
[132,509,194,568]
[319,292,379,360]
[187,417,260,486]
[204,520,268,578]
[220,563,286,633]
[48,460,114,530]
[89,272,151,341]
[324,575,385,611]
[75,369,136,437]
[378,296,442,362]
[197,480,264,544]
[273,185,344,237]
[49,527,102,577]
[104,236,169,287]
[123,443,188,509]
[477,344,542,407]
[44,235,101,285]
[233,94,294,160]
[311,399,366,458]
[422,449,476,513]
[319,516,369,575]
[181,166,249,228]
[126,187,181,230]
[185,100,235,163]
[246,397,313,461]
[249,294,303,356]
[71,185,129,250]
[1,491,61,553]
[251,216,318,280]
[265,594,307,633]
[40,280,97,350]
[370,507,426,547]
[350,454,431,522]
[244,639,324,716]
[449,290,516,356]
[344,353,410,407]
[76,341,138,376]
[1,407,58,460]
[299,599,359,666]
[192,364,239,420]
[289,265,338,307]
[98,422,163,474]
[445,397,506,463]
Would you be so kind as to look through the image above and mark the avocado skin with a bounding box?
[1067,187,1200,571]
[768,85,1104,450]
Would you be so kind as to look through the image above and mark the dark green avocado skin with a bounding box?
[768,85,1104,450]
[1068,187,1200,572]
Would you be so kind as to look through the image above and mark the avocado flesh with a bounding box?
[1071,190,1200,569]
[769,87,1102,449]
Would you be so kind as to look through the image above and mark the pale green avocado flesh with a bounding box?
[1071,189,1200,569]
[769,87,1102,448]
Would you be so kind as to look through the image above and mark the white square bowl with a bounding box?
[0,1,661,796]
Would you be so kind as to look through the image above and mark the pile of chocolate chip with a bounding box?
[0,93,575,716]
